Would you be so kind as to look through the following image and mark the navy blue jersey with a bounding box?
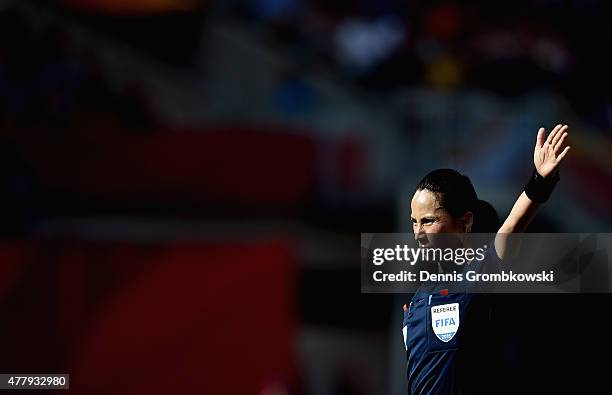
[402,246,503,394]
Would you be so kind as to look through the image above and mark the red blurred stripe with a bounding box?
[21,125,316,207]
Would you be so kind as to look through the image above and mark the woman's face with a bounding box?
[411,189,470,246]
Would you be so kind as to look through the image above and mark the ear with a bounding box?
[462,211,474,233]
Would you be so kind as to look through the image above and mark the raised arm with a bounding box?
[494,124,571,260]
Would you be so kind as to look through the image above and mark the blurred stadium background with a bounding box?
[0,0,611,394]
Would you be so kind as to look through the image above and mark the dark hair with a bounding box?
[415,169,500,233]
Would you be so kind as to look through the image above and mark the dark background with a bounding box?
[0,0,611,394]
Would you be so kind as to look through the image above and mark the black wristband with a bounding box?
[524,168,560,203]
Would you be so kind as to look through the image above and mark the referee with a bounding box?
[403,124,570,394]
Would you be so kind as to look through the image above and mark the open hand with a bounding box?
[534,124,571,178]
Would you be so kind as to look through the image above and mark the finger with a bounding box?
[551,125,568,149]
[535,127,545,149]
[546,124,563,145]
[556,146,571,162]
[554,131,568,153]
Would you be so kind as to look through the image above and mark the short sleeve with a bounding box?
[462,244,503,293]
[479,244,503,275]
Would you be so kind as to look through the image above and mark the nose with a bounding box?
[414,228,428,247]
